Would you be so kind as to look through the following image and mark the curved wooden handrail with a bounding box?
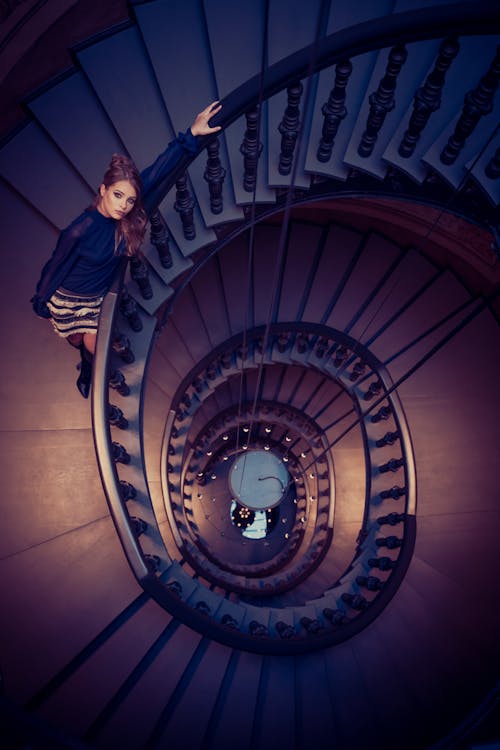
[91,260,150,582]
[144,1,500,216]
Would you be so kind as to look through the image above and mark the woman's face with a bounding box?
[98,180,137,220]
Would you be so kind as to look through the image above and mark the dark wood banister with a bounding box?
[144,0,500,215]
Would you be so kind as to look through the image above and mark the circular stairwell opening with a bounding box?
[229,448,290,510]
[229,501,280,540]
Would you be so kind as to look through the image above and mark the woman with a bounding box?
[31,101,222,398]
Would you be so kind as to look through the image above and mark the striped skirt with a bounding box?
[47,288,104,338]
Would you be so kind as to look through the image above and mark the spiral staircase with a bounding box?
[1,1,500,749]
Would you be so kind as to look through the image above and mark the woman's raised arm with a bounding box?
[190,101,222,136]
[140,101,223,216]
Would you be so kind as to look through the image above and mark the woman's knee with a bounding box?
[67,333,83,348]
[83,332,97,355]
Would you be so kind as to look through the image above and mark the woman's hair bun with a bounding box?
[109,153,135,169]
[101,153,143,193]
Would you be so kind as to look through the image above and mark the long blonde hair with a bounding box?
[97,153,147,257]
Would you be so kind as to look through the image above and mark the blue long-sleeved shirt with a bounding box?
[33,128,198,309]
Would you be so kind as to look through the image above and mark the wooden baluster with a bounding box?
[358,44,408,158]
[174,173,196,240]
[240,107,263,192]
[440,45,500,165]
[149,209,172,268]
[399,37,459,158]
[130,256,152,299]
[485,146,500,179]
[119,287,142,331]
[204,138,226,214]
[317,59,352,163]
[278,80,303,175]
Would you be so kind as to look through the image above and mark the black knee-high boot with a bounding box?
[76,343,93,399]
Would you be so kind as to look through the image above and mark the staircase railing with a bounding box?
[91,2,500,652]
[141,1,500,228]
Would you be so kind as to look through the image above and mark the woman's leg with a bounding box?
[76,333,97,399]
[67,332,83,349]
[83,332,96,355]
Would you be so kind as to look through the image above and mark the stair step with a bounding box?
[190,257,234,347]
[0,515,142,704]
[350,614,430,750]
[0,121,92,227]
[365,269,473,379]
[343,37,442,179]
[76,26,172,172]
[27,69,124,190]
[156,317,200,377]
[125,263,173,316]
[296,650,338,747]
[419,36,500,191]
[204,0,276,205]
[277,221,325,323]
[165,286,226,368]
[416,509,500,613]
[185,585,226,618]
[323,232,402,333]
[143,355,177,415]
[218,233,257,334]
[292,602,322,629]
[341,0,463,181]
[368,588,439,743]
[287,368,327,414]
[90,621,204,749]
[383,34,500,185]
[206,648,264,750]
[320,395,356,452]
[135,0,244,225]
[348,245,439,344]
[408,540,499,671]
[322,521,363,573]
[35,598,170,738]
[162,560,202,602]
[305,0,394,180]
[252,655,296,748]
[216,597,248,628]
[323,641,381,748]
[307,381,350,429]
[266,0,325,190]
[142,236,193,287]
[469,129,500,205]
[301,223,364,323]
[406,555,493,673]
[252,224,283,326]
[76,25,216,254]
[383,575,487,742]
[298,564,344,602]
[153,639,233,748]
